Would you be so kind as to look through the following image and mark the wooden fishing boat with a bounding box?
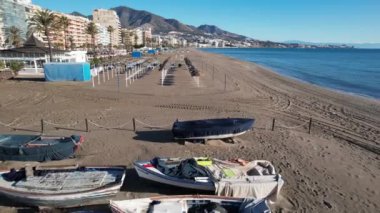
[110,195,271,213]
[172,118,255,141]
[134,157,283,201]
[0,134,84,162]
[0,165,126,207]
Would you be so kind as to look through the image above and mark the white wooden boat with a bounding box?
[134,157,283,201]
[110,195,271,213]
[0,165,126,207]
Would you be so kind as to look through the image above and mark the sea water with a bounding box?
[202,48,380,99]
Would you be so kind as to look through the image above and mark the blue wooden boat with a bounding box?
[172,118,255,140]
[0,134,84,162]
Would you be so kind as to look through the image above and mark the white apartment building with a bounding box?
[96,24,110,46]
[93,9,121,46]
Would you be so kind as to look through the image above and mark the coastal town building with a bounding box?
[92,9,121,46]
[0,0,41,49]
[32,13,92,50]
[95,23,110,47]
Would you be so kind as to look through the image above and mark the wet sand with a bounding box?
[0,49,379,212]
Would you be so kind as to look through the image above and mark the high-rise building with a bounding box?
[96,23,110,47]
[92,9,121,46]
[33,13,93,50]
[0,0,41,48]
[65,14,92,49]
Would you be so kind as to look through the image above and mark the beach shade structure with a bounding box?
[0,165,126,207]
[132,51,143,58]
[147,49,156,55]
[0,134,84,162]
[172,118,255,141]
[110,195,271,213]
[44,63,91,82]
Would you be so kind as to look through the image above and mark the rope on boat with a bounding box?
[87,120,131,129]
[134,119,172,129]
[276,120,310,129]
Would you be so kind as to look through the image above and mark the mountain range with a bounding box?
[71,6,249,41]
[284,40,380,49]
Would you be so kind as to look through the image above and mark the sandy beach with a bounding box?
[0,49,379,212]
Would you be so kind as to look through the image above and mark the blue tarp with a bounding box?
[132,51,142,58]
[44,63,91,82]
[147,49,156,54]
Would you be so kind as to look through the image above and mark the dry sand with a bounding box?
[0,49,379,212]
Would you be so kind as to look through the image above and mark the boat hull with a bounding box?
[172,118,255,140]
[110,195,271,213]
[0,166,126,208]
[0,135,83,162]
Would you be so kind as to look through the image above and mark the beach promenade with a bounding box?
[0,49,379,212]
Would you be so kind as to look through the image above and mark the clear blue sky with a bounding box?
[32,0,380,44]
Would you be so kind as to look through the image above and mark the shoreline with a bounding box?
[0,49,379,212]
[200,48,380,100]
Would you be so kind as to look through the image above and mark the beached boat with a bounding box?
[0,165,126,207]
[110,195,271,213]
[172,118,255,140]
[134,157,283,201]
[0,134,84,162]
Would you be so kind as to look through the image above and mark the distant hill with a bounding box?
[111,6,200,34]
[70,11,88,18]
[197,25,247,40]
[284,40,379,49]
[110,6,249,41]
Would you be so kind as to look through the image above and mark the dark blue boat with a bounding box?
[0,135,84,162]
[172,118,255,140]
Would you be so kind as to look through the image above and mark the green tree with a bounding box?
[57,15,69,50]
[90,57,101,68]
[85,22,98,54]
[9,61,24,76]
[120,30,127,52]
[0,61,5,70]
[107,25,114,51]
[68,36,75,50]
[28,9,57,62]
[5,26,23,47]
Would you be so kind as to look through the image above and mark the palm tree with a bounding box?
[135,34,139,47]
[68,36,75,50]
[120,30,128,53]
[5,26,23,47]
[57,15,69,50]
[28,9,57,62]
[85,22,98,53]
[107,25,114,51]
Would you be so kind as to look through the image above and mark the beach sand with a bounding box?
[0,49,379,212]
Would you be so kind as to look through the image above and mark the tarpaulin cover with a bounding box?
[132,51,142,58]
[172,118,255,139]
[44,63,91,81]
[147,50,156,54]
[151,157,212,180]
[0,135,81,162]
